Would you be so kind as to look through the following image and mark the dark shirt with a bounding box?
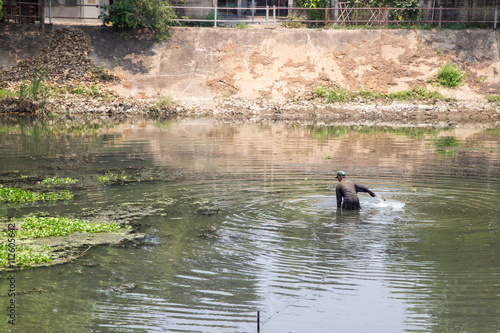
[336,179,375,210]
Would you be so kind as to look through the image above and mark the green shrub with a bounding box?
[436,63,464,88]
[282,13,306,28]
[100,0,177,40]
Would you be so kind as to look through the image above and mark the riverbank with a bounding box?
[2,90,498,126]
[0,24,499,126]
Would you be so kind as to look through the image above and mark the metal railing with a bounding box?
[174,5,499,29]
[1,1,38,24]
[1,4,498,29]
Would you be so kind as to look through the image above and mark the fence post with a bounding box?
[495,6,498,29]
[214,5,217,27]
[325,6,328,28]
[266,5,269,28]
[39,0,45,31]
[378,5,381,28]
[273,5,276,28]
[49,0,52,24]
[438,5,442,28]
[252,0,256,20]
[385,6,388,28]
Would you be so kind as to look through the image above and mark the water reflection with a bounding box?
[0,119,499,332]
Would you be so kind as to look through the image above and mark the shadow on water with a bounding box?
[0,118,499,332]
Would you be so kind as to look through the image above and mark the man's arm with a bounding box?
[354,183,376,197]
[336,186,343,208]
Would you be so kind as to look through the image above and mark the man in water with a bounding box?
[336,171,377,210]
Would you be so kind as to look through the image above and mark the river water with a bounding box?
[1,118,499,332]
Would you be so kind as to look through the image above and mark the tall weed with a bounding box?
[436,63,464,88]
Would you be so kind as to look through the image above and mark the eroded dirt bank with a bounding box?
[0,24,499,125]
[100,27,500,104]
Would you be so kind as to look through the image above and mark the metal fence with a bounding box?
[1,3,498,29]
[174,5,499,29]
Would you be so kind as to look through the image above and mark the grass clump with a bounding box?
[485,94,500,104]
[326,88,351,103]
[41,177,78,186]
[236,22,248,29]
[0,185,73,204]
[9,216,125,238]
[312,85,328,98]
[436,63,464,88]
[0,89,17,98]
[148,96,178,115]
[318,86,448,103]
[387,87,446,100]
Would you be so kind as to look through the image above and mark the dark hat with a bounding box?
[336,171,346,177]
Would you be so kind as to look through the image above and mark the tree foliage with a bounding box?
[100,0,177,40]
[295,0,421,22]
[0,0,3,19]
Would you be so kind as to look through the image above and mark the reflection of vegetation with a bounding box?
[0,185,73,204]
[435,136,460,156]
[435,136,460,148]
[311,126,350,139]
[483,128,500,136]
[310,125,442,140]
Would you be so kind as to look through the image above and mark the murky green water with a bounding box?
[1,118,500,332]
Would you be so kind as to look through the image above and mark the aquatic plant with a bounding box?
[41,177,78,186]
[98,171,128,185]
[0,185,73,204]
[10,216,126,239]
[436,63,464,88]
[0,244,52,268]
